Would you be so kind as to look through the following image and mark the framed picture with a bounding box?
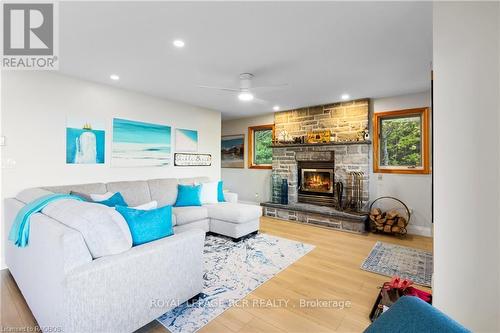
[66,117,105,164]
[174,153,211,166]
[112,118,171,167]
[175,128,198,152]
[221,134,244,168]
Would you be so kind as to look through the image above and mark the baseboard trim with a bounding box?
[406,225,433,237]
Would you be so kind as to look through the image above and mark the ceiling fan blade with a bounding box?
[197,85,239,92]
[251,83,288,90]
[253,97,270,105]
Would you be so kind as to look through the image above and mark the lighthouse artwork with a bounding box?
[66,119,105,164]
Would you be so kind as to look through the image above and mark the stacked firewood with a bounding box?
[369,208,408,235]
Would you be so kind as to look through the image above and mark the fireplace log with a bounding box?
[386,219,395,226]
[391,226,401,233]
[371,208,382,216]
[386,210,399,220]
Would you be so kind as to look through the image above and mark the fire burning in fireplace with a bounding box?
[302,170,333,193]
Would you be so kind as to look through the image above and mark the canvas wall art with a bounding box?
[221,134,244,168]
[176,128,198,152]
[112,118,171,167]
[66,118,105,164]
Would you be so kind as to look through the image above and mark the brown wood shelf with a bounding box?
[271,140,372,148]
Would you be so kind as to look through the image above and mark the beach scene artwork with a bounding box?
[221,134,244,168]
[175,128,198,152]
[66,118,105,164]
[112,118,171,167]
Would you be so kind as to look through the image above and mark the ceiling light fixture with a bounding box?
[273,105,280,111]
[110,74,120,81]
[341,94,350,100]
[173,39,185,48]
[238,92,254,101]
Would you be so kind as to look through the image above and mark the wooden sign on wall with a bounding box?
[174,153,212,166]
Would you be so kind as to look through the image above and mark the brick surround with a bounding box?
[272,99,370,206]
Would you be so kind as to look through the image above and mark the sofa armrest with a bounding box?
[224,192,238,203]
[64,228,205,333]
[4,198,93,329]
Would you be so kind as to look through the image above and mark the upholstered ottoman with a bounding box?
[207,203,262,240]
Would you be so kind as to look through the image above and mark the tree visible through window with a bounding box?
[374,108,430,174]
[248,125,274,169]
[380,116,422,167]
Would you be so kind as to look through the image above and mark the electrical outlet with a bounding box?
[377,174,383,181]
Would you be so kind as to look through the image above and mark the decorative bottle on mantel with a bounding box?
[280,179,289,205]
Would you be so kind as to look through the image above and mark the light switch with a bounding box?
[0,136,5,146]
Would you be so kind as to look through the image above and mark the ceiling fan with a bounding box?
[197,73,287,103]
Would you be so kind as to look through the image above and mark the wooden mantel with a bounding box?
[271,140,372,148]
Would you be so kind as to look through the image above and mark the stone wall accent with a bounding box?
[274,99,369,141]
[272,144,370,204]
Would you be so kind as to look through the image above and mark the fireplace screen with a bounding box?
[301,169,334,194]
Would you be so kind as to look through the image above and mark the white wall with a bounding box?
[433,2,500,332]
[371,91,433,237]
[1,71,221,268]
[221,113,274,204]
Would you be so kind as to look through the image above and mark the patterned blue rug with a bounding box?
[360,241,433,287]
[157,233,314,333]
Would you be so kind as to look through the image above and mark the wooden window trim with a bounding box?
[373,107,430,174]
[248,124,274,169]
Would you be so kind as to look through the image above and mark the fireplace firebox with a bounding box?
[297,153,335,206]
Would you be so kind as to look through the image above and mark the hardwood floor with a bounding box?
[1,216,432,333]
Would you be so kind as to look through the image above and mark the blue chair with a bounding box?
[365,296,471,333]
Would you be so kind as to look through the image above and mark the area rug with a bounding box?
[157,233,314,333]
[360,241,433,287]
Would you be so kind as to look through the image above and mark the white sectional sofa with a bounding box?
[4,177,262,333]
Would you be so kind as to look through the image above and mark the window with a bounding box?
[248,124,274,169]
[373,107,430,174]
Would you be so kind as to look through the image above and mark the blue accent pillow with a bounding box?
[217,181,225,202]
[175,184,202,207]
[95,192,128,207]
[116,205,173,246]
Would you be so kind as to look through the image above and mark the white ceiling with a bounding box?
[59,2,432,120]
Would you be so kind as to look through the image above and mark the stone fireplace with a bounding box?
[262,99,371,233]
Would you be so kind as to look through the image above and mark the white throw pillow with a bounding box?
[42,199,132,258]
[132,200,158,210]
[200,181,218,204]
[90,192,115,201]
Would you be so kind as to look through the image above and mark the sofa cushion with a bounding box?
[173,206,208,225]
[206,203,262,224]
[106,180,151,207]
[42,199,132,258]
[148,178,179,206]
[175,184,202,207]
[116,205,173,246]
[178,177,210,185]
[44,183,107,196]
[200,181,218,204]
[94,192,128,207]
[16,188,54,204]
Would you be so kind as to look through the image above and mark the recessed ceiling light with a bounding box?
[238,92,254,101]
[173,39,185,48]
[110,74,120,81]
[341,94,350,100]
[273,105,280,111]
